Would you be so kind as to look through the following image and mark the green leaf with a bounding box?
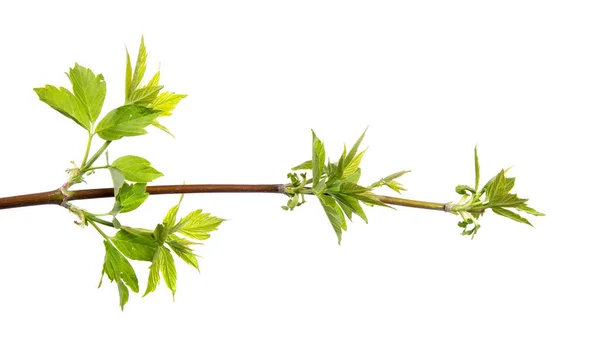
[111,155,163,183]
[130,37,147,97]
[143,248,162,297]
[174,209,224,240]
[516,203,545,216]
[151,120,174,137]
[317,194,347,244]
[370,170,409,193]
[345,168,361,184]
[146,71,161,88]
[111,229,158,261]
[474,146,480,191]
[342,149,365,179]
[125,49,133,100]
[167,237,199,270]
[333,193,368,223]
[113,183,149,214]
[159,247,177,298]
[128,85,163,106]
[66,63,106,124]
[163,195,184,233]
[109,167,125,196]
[96,105,162,140]
[291,160,312,171]
[492,207,533,226]
[154,223,168,245]
[99,240,139,310]
[34,85,89,130]
[149,92,187,116]
[346,128,367,164]
[311,130,326,188]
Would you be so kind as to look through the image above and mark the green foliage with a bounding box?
[33,37,216,310]
[285,129,407,244]
[99,240,139,310]
[451,147,544,237]
[29,36,543,310]
[111,155,163,183]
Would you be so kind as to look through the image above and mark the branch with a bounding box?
[0,184,459,213]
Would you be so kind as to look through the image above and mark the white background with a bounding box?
[0,1,598,349]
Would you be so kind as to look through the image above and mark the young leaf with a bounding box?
[491,207,533,226]
[342,149,365,179]
[167,237,199,270]
[149,92,187,116]
[95,105,162,140]
[34,85,90,130]
[109,167,125,196]
[111,155,163,183]
[130,37,147,96]
[163,195,184,233]
[125,49,133,100]
[111,229,158,261]
[311,130,326,188]
[332,193,368,223]
[317,194,347,244]
[128,85,163,106]
[113,183,149,214]
[174,209,224,240]
[143,248,162,297]
[99,240,139,310]
[66,63,106,124]
[291,160,312,171]
[515,203,545,216]
[346,128,367,164]
[151,120,175,137]
[159,247,177,298]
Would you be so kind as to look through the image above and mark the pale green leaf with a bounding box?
[492,207,533,226]
[167,237,199,270]
[96,105,161,140]
[116,280,129,311]
[346,128,367,164]
[291,160,312,171]
[159,247,177,298]
[345,168,361,184]
[112,155,163,183]
[143,248,162,297]
[145,70,161,88]
[100,240,139,309]
[174,209,224,240]
[333,193,368,223]
[342,149,365,179]
[149,92,187,116]
[109,167,125,196]
[67,63,106,124]
[125,49,132,100]
[317,194,347,244]
[152,120,174,137]
[34,85,89,130]
[130,37,147,96]
[111,229,157,261]
[516,204,545,216]
[127,85,163,106]
[113,183,149,214]
[312,130,326,188]
[163,195,184,233]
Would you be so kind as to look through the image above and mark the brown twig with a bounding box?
[0,184,458,212]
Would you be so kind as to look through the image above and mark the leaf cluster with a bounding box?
[34,38,221,310]
[286,129,409,244]
[452,147,544,237]
[98,194,224,309]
